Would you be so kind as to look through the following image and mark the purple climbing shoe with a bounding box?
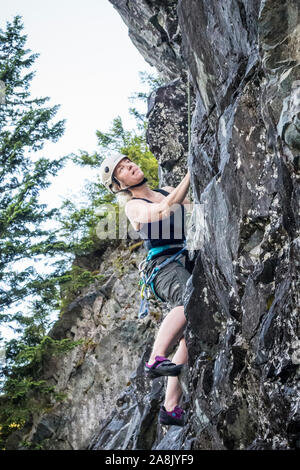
[159,405,185,426]
[144,355,183,378]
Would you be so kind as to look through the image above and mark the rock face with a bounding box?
[146,75,196,186]
[109,0,183,81]
[10,0,299,450]
[102,0,300,450]
[180,0,300,450]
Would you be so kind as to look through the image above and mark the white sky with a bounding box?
[0,0,156,342]
[1,0,155,207]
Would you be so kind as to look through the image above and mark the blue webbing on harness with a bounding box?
[138,242,187,319]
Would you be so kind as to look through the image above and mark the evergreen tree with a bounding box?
[0,15,67,319]
[0,17,88,446]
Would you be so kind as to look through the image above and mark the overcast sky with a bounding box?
[1,0,155,207]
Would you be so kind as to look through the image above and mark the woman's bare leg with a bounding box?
[148,305,187,364]
[163,337,188,411]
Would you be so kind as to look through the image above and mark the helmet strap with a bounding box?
[111,176,148,194]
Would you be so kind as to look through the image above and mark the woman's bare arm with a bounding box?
[125,171,190,224]
[162,185,191,205]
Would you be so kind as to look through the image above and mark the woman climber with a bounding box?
[100,153,193,427]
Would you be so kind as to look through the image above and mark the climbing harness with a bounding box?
[137,242,187,319]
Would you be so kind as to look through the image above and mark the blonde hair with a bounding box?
[112,179,133,207]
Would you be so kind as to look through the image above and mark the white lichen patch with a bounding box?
[229,286,235,297]
[193,51,210,111]
[195,399,210,426]
[202,286,209,305]
[246,126,256,141]
[220,115,227,139]
[249,244,262,262]
[263,252,272,261]
[255,184,266,193]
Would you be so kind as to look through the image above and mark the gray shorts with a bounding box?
[144,251,193,310]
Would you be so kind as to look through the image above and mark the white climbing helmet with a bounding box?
[99,153,127,193]
[99,153,148,194]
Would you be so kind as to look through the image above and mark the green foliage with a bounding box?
[122,142,159,189]
[12,336,84,367]
[0,334,82,448]
[21,440,45,450]
[58,265,105,314]
[73,115,158,190]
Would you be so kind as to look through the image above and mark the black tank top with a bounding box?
[131,188,186,251]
